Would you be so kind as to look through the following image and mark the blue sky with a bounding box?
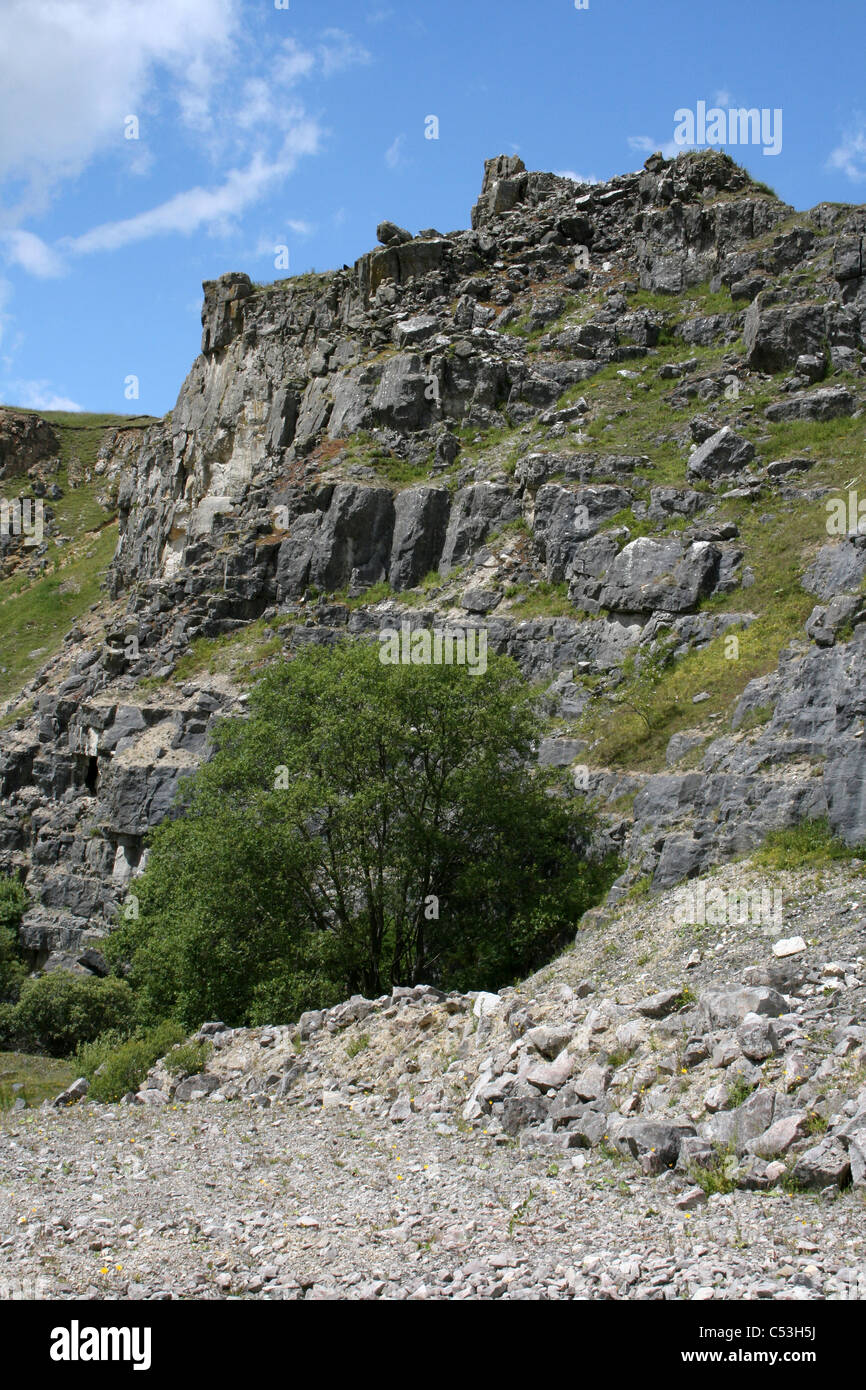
[0,0,864,418]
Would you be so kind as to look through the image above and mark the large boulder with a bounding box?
[275,485,395,597]
[703,1088,777,1155]
[687,427,755,481]
[471,154,528,229]
[598,537,721,615]
[700,985,788,1029]
[791,1139,852,1190]
[377,220,412,247]
[743,299,826,371]
[439,483,521,574]
[765,387,857,423]
[802,541,866,601]
[200,272,252,354]
[532,484,632,581]
[371,354,435,431]
[613,1120,697,1174]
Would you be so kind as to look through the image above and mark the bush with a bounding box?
[0,874,27,1004]
[0,874,27,934]
[0,1000,28,1051]
[162,1039,211,1078]
[75,1020,186,1102]
[14,971,138,1057]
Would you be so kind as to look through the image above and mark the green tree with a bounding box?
[110,642,615,1026]
[0,874,27,1003]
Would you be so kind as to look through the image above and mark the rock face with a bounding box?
[0,408,59,478]
[0,145,865,962]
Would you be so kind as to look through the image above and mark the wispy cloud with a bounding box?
[385,134,408,170]
[67,136,320,255]
[628,133,689,161]
[827,117,866,182]
[3,378,82,412]
[0,277,12,350]
[0,230,65,278]
[2,19,371,268]
[0,0,239,208]
[317,28,372,77]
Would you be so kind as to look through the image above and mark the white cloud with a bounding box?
[555,170,599,185]
[828,118,866,182]
[386,134,408,170]
[714,89,733,108]
[252,221,315,259]
[628,133,689,160]
[271,40,317,91]
[0,0,239,206]
[0,230,65,278]
[0,6,371,294]
[0,277,11,349]
[5,378,82,412]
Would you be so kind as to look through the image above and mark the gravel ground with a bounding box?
[2,1096,865,1301]
[3,861,866,1302]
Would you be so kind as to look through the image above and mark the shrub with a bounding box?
[0,1000,28,1051]
[14,971,138,1057]
[162,1040,211,1078]
[0,874,27,1004]
[75,1020,186,1102]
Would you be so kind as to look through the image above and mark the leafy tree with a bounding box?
[110,642,615,1027]
[0,874,27,1004]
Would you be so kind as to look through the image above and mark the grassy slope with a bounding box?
[0,1052,75,1109]
[0,410,159,706]
[459,270,865,772]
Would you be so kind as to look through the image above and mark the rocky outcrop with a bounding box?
[1,146,865,963]
[0,408,59,479]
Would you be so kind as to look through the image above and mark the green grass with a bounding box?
[0,524,118,705]
[145,616,286,688]
[337,430,434,488]
[689,1145,737,1196]
[504,580,577,618]
[727,1076,757,1108]
[753,819,865,872]
[626,281,747,317]
[0,1051,76,1109]
[574,423,866,770]
[0,409,162,706]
